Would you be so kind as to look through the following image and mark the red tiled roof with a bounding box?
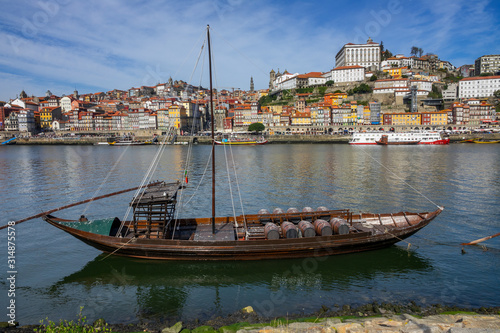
[333,65,364,70]
[460,75,500,81]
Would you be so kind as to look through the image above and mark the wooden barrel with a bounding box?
[273,208,284,214]
[298,220,315,238]
[330,217,350,235]
[314,219,332,236]
[258,209,271,223]
[302,207,313,212]
[264,222,280,240]
[316,206,328,212]
[281,221,298,239]
[287,207,301,222]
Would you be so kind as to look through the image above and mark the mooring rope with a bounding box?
[99,236,137,261]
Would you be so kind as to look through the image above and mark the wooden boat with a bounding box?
[42,180,443,260]
[376,135,420,145]
[108,140,149,146]
[214,138,268,145]
[459,138,476,143]
[214,133,268,145]
[38,26,443,261]
[472,139,500,144]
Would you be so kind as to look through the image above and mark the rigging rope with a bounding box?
[227,143,248,235]
[116,129,175,236]
[223,143,239,228]
[80,144,132,216]
[356,146,443,210]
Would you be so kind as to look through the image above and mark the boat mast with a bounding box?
[207,24,216,234]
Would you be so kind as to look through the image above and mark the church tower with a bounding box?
[269,69,276,90]
[250,77,254,92]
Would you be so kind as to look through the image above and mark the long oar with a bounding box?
[461,232,500,246]
[0,181,162,230]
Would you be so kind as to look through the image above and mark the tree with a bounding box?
[494,90,500,99]
[370,75,378,81]
[248,122,265,133]
[382,49,393,60]
[325,80,335,86]
[410,46,424,57]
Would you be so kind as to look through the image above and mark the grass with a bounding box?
[439,311,478,315]
[34,307,112,333]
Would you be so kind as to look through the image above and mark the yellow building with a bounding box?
[385,112,421,125]
[324,92,347,107]
[421,111,448,126]
[268,104,283,114]
[383,66,407,78]
[363,106,371,125]
[39,106,61,129]
[291,112,311,126]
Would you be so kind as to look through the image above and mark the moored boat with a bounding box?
[472,139,500,144]
[215,133,267,145]
[350,131,449,145]
[41,180,443,260]
[33,25,443,261]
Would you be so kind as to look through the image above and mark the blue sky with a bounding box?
[0,0,499,102]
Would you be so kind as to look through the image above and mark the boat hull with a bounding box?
[214,140,268,145]
[349,132,449,145]
[43,208,442,260]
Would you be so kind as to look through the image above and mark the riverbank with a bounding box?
[4,304,500,332]
[7,133,500,145]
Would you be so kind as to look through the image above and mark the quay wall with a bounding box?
[9,133,500,145]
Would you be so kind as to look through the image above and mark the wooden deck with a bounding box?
[193,223,236,241]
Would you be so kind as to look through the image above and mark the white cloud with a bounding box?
[0,0,498,101]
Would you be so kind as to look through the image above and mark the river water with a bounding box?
[1,143,499,325]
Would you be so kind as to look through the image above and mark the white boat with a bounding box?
[349,131,450,145]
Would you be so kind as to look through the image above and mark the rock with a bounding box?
[162,321,183,333]
[334,322,364,333]
[0,322,18,328]
[241,306,254,314]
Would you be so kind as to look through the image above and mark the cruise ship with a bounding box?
[349,131,450,145]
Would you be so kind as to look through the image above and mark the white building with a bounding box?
[459,75,500,99]
[335,37,381,70]
[272,72,299,91]
[18,109,36,133]
[373,79,432,95]
[60,96,73,112]
[280,72,325,90]
[442,83,458,101]
[322,65,365,83]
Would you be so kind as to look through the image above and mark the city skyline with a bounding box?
[0,0,499,102]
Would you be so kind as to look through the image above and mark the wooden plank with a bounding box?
[193,223,236,241]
